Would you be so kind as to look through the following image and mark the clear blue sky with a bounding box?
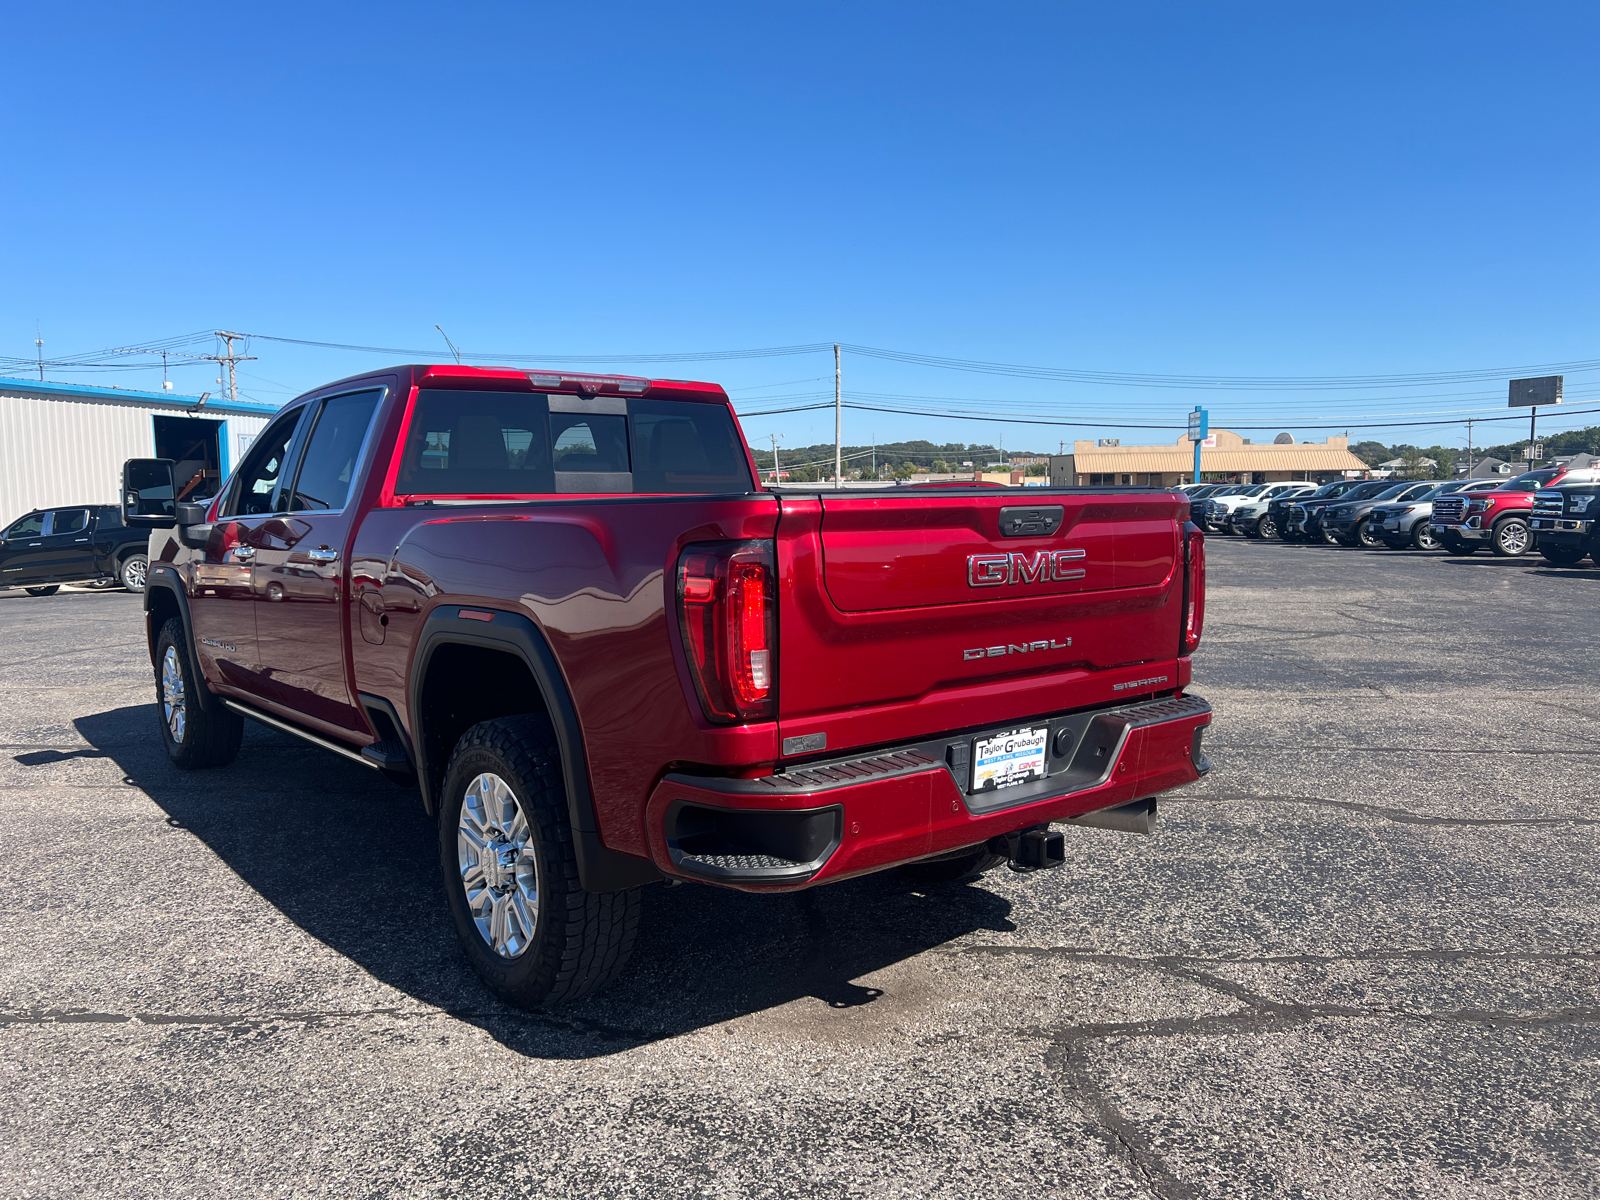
[5,2,1598,456]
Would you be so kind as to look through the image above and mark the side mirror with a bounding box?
[122,459,178,528]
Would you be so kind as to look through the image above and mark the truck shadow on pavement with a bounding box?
[74,705,1017,1059]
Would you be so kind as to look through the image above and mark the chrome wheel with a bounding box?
[457,772,539,958]
[122,555,148,592]
[1494,521,1529,556]
[161,646,186,744]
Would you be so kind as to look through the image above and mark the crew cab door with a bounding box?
[38,508,94,581]
[249,387,383,733]
[191,406,308,692]
[0,512,48,585]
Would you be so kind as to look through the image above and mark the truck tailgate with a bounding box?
[776,490,1187,758]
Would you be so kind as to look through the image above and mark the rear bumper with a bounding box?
[645,694,1212,891]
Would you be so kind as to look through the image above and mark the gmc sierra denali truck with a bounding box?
[122,364,1212,1008]
[1428,467,1600,557]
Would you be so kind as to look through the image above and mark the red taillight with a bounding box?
[676,540,776,724]
[1183,523,1205,654]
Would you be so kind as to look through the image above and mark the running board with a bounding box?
[223,699,378,771]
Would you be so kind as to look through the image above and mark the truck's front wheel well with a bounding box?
[144,587,181,666]
[416,643,550,802]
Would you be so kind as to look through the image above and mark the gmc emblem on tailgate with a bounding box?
[967,549,1086,587]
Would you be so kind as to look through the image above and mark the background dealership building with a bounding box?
[1049,429,1369,487]
[0,377,278,527]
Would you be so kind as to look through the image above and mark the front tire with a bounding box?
[440,716,640,1008]
[1356,520,1384,549]
[1490,518,1531,558]
[24,585,60,597]
[1411,523,1442,551]
[1319,524,1342,545]
[1257,514,1279,540]
[153,617,243,769]
[1540,544,1588,567]
[120,553,149,593]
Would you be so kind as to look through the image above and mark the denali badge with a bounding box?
[963,637,1071,661]
[968,549,1086,587]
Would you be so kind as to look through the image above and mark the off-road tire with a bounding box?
[439,716,641,1008]
[154,617,243,769]
[1257,515,1279,540]
[1490,518,1531,558]
[120,552,149,593]
[1356,520,1385,549]
[24,585,60,596]
[1411,523,1442,551]
[1540,545,1588,567]
[897,845,1007,884]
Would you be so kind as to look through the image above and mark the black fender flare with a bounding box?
[411,607,662,894]
[142,564,222,715]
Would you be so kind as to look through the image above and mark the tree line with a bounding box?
[1348,424,1600,477]
[746,439,1051,482]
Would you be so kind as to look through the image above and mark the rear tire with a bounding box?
[154,617,243,769]
[439,716,641,1008]
[120,553,149,593]
[1411,523,1442,551]
[1490,518,1531,558]
[897,845,1006,884]
[23,585,59,596]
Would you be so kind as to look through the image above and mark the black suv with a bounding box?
[1274,479,1365,541]
[0,506,150,595]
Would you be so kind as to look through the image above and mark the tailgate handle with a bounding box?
[998,505,1064,538]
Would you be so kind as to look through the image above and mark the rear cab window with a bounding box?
[395,390,753,499]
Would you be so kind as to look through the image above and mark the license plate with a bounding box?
[972,727,1048,791]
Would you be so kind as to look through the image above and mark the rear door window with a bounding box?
[46,509,90,536]
[396,391,753,498]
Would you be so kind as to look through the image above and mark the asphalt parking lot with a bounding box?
[2,539,1598,1199]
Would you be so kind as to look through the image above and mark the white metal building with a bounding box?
[0,377,279,526]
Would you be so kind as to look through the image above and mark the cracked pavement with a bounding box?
[2,539,1598,1198]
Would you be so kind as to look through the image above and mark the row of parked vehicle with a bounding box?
[1175,463,1600,565]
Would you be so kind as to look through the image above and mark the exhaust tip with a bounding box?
[1066,797,1158,836]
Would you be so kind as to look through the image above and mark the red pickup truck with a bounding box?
[1428,466,1600,556]
[122,365,1211,1007]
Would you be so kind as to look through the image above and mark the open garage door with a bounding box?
[153,415,223,502]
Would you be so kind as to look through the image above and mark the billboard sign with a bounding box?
[1509,376,1562,407]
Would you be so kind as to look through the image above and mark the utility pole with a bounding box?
[769,433,782,484]
[1465,419,1474,477]
[205,331,256,405]
[34,321,43,380]
[833,344,842,488]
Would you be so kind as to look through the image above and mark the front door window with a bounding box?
[253,389,383,730]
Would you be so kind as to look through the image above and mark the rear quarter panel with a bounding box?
[348,496,780,857]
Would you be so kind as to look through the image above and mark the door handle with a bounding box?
[74,538,89,543]
[308,547,339,563]
[232,546,256,562]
